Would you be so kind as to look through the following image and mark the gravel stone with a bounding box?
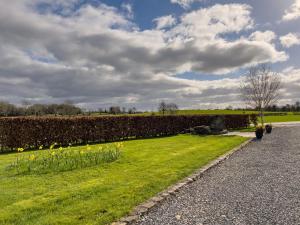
[135,127,300,225]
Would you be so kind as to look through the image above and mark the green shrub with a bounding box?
[0,115,250,152]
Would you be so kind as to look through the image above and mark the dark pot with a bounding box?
[255,128,264,139]
[265,125,272,134]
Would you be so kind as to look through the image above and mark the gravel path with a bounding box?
[135,127,300,225]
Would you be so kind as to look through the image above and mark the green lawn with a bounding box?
[176,109,257,115]
[171,110,300,123]
[90,110,300,123]
[263,114,300,123]
[0,135,247,225]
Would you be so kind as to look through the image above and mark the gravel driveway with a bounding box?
[135,127,300,225]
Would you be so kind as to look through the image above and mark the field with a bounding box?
[158,110,300,123]
[93,110,300,123]
[263,114,300,123]
[0,135,247,225]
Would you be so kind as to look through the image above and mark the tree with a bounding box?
[158,101,178,115]
[167,103,178,114]
[295,101,300,112]
[128,107,137,114]
[158,101,167,115]
[240,64,282,125]
[109,106,121,114]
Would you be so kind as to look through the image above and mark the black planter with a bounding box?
[255,128,264,139]
[265,125,272,134]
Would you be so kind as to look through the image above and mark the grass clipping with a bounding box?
[7,143,122,175]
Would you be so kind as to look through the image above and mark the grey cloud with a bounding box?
[0,1,294,109]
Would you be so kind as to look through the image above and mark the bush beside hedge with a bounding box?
[0,115,250,151]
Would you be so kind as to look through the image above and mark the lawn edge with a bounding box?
[111,137,254,225]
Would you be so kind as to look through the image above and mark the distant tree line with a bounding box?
[0,101,82,117]
[96,106,138,115]
[265,101,300,112]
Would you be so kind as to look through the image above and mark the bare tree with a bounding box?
[167,103,178,114]
[240,64,282,125]
[158,101,167,115]
[158,101,178,115]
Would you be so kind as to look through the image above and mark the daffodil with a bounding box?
[115,142,124,149]
[39,145,43,150]
[86,144,91,151]
[17,147,24,152]
[59,147,63,151]
[51,151,56,156]
[80,150,84,155]
[29,154,35,161]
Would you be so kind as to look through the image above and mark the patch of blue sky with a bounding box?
[25,50,58,64]
[176,68,248,81]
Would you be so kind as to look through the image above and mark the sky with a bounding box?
[0,0,300,110]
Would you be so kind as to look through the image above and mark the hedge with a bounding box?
[0,115,250,151]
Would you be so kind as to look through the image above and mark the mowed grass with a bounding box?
[171,110,300,123]
[176,109,257,115]
[91,110,300,123]
[0,135,247,225]
[263,114,300,123]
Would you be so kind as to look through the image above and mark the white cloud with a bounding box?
[280,33,300,48]
[0,1,289,109]
[249,31,276,43]
[279,68,300,104]
[282,0,300,21]
[170,4,254,41]
[121,3,134,19]
[170,0,200,9]
[153,15,177,30]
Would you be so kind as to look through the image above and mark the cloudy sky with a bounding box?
[0,0,300,110]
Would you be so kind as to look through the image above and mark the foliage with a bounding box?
[0,115,250,152]
[0,135,248,225]
[7,143,122,175]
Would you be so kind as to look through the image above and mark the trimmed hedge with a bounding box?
[0,115,250,151]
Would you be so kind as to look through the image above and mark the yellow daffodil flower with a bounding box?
[17,147,24,152]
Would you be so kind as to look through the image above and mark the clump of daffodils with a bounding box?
[9,142,123,175]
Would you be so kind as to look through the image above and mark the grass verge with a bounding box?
[0,134,248,225]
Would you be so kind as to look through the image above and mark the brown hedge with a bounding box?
[0,115,250,151]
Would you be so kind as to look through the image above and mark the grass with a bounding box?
[175,109,257,115]
[164,110,300,123]
[263,114,300,123]
[0,135,247,225]
[90,110,300,123]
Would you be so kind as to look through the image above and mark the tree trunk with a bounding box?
[260,108,264,126]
